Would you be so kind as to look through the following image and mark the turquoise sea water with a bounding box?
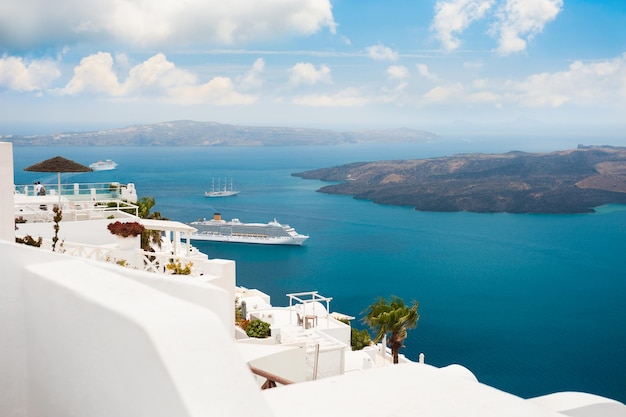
[12,143,626,403]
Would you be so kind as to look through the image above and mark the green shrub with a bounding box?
[351,327,372,351]
[338,318,371,351]
[246,319,271,338]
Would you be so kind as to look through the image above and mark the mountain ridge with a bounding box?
[0,120,440,146]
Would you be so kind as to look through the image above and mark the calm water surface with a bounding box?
[12,143,626,403]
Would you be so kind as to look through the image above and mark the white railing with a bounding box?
[60,242,114,262]
[18,238,205,277]
[70,199,139,218]
[139,251,201,276]
[15,182,132,200]
[14,182,136,200]
[15,199,138,223]
[21,239,114,261]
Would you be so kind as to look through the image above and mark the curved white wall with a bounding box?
[0,242,272,417]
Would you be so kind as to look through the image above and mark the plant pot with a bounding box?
[116,235,139,250]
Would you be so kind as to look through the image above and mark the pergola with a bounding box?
[139,218,197,256]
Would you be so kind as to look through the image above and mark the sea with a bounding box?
[11,139,626,403]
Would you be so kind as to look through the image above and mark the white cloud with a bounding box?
[416,64,436,80]
[422,84,462,103]
[293,88,368,107]
[416,54,626,109]
[123,53,197,96]
[289,62,332,85]
[168,77,257,106]
[431,0,562,54]
[114,53,131,71]
[366,44,398,61]
[61,52,124,96]
[431,0,495,51]
[387,65,409,80]
[239,58,265,91]
[510,54,626,107]
[0,56,60,92]
[385,65,409,93]
[10,47,624,116]
[58,52,257,105]
[492,0,563,55]
[0,0,336,49]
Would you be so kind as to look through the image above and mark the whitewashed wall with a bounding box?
[0,142,14,241]
[0,241,272,417]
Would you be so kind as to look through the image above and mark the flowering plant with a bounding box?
[107,221,145,237]
[166,260,193,275]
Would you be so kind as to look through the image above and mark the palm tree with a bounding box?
[363,296,419,364]
[136,197,168,251]
[137,197,158,220]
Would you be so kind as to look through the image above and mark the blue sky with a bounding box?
[0,0,625,137]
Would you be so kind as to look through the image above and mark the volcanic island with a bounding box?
[292,145,626,214]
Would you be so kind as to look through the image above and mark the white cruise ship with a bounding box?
[89,159,118,171]
[189,213,309,245]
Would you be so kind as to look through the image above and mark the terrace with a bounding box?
[14,181,139,222]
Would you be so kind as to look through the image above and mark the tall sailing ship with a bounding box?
[204,178,239,197]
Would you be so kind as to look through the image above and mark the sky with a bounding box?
[0,0,625,138]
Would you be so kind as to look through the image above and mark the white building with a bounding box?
[1,141,624,417]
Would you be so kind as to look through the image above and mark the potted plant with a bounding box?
[107,221,145,237]
[108,221,144,250]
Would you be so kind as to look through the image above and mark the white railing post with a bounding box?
[312,343,320,380]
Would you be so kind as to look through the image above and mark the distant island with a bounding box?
[292,145,626,213]
[0,120,439,146]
